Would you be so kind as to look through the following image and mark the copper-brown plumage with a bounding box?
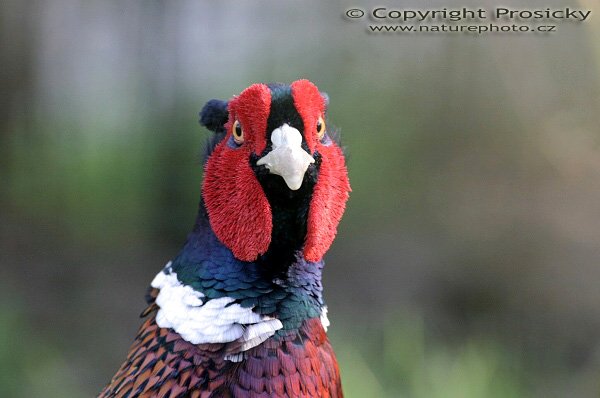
[100,304,342,397]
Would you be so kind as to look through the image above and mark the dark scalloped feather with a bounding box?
[99,311,342,397]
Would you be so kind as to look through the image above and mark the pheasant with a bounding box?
[99,79,350,398]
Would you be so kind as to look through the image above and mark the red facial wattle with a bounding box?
[202,80,350,263]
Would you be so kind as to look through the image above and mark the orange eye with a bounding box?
[316,116,326,140]
[232,120,244,144]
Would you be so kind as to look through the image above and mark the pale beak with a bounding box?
[256,124,315,190]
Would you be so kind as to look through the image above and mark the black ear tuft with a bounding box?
[320,92,330,108]
[199,99,229,133]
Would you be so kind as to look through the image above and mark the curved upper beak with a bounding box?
[256,124,315,190]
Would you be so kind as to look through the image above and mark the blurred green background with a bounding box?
[2,0,600,396]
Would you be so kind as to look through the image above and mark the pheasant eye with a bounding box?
[232,120,244,144]
[316,116,326,140]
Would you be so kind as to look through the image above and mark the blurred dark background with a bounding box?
[2,0,600,396]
